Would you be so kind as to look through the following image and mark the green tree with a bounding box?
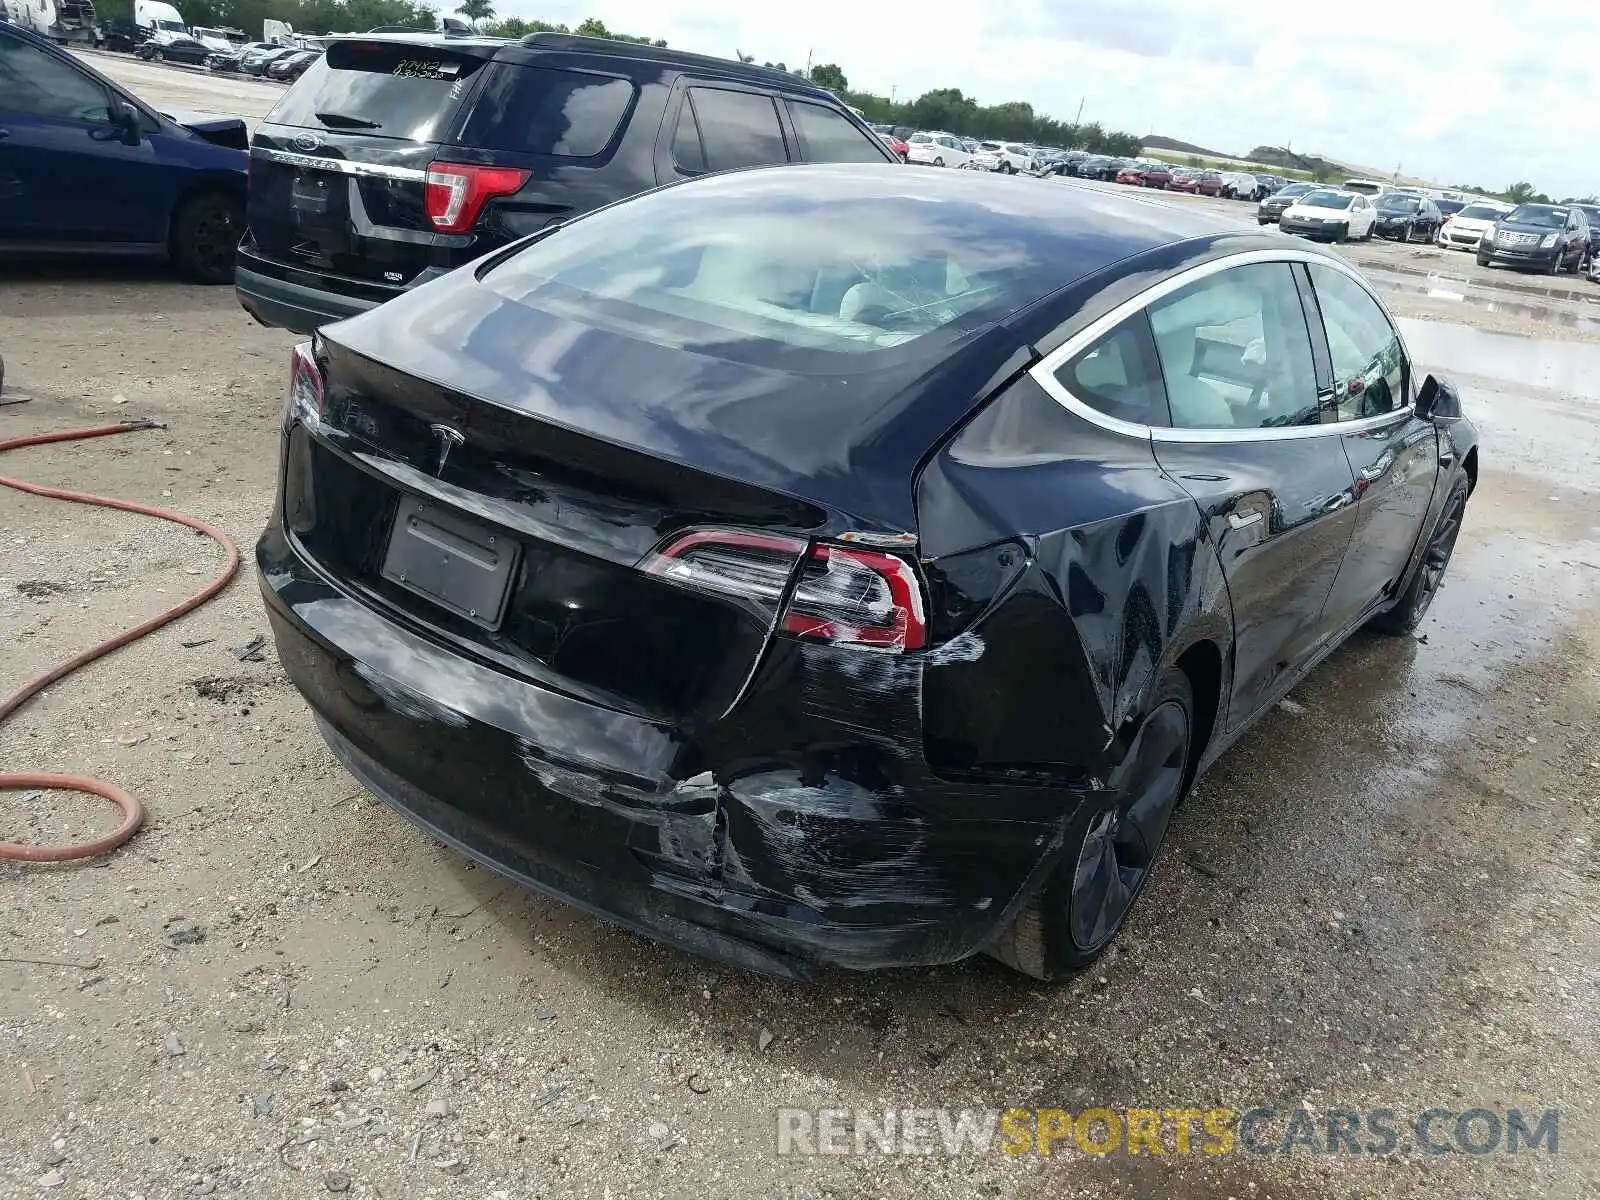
[456,0,493,26]
[809,62,847,92]
[1504,181,1537,203]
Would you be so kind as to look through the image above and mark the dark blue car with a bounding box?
[0,22,247,282]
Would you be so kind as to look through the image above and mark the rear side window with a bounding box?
[788,100,888,163]
[459,64,634,157]
[1056,316,1169,427]
[684,87,788,173]
[267,41,488,139]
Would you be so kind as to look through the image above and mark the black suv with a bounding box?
[236,33,897,332]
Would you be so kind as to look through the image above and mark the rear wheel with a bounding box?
[933,156,944,167]
[1369,474,1469,635]
[988,671,1195,981]
[170,190,243,284]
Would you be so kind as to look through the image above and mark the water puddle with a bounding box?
[1398,318,1600,400]
[1366,266,1600,332]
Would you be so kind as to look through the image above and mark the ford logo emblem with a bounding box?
[290,131,323,153]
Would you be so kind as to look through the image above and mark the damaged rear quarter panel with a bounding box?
[916,373,1233,778]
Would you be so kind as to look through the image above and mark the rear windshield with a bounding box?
[1458,203,1504,220]
[480,167,1074,365]
[1377,195,1419,212]
[458,64,635,157]
[266,41,490,139]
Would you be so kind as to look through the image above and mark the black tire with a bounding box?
[1547,252,1562,275]
[169,190,243,284]
[1334,222,1350,243]
[1477,253,1492,268]
[988,670,1196,981]
[1369,473,1469,636]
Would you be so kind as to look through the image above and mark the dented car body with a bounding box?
[258,166,1479,979]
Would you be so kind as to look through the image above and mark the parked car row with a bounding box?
[1257,178,1600,274]
[207,41,321,79]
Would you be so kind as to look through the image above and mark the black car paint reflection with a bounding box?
[258,166,1480,979]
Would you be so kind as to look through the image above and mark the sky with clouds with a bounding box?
[499,0,1588,198]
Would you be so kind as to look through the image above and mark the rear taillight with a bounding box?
[642,531,928,653]
[423,161,532,234]
[285,340,324,428]
[784,544,927,651]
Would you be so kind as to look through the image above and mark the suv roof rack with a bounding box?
[516,32,832,93]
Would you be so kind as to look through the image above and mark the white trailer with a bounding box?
[13,0,97,43]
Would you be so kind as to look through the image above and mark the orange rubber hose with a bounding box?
[0,420,240,861]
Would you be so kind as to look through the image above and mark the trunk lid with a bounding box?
[289,271,965,724]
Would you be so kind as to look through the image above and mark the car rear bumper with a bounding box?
[257,507,1072,976]
[236,265,380,333]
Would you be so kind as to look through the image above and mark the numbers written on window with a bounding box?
[391,58,460,79]
[1147,262,1319,430]
[1308,264,1407,420]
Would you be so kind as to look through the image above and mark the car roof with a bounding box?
[509,31,840,96]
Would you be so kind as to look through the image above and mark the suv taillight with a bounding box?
[423,161,532,234]
[641,531,928,653]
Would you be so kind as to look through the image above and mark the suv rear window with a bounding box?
[458,64,635,157]
[267,40,489,139]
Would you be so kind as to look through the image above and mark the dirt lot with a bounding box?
[3,59,1600,1200]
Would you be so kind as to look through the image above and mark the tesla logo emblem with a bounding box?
[428,423,465,475]
[290,131,323,152]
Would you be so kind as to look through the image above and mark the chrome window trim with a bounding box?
[1030,247,1417,444]
[252,147,429,182]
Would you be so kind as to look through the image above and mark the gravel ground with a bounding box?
[3,61,1600,1200]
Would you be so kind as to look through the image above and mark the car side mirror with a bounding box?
[110,100,142,146]
[1415,373,1462,422]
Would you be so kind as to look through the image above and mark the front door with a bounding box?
[1304,262,1440,632]
[0,28,163,244]
[1144,260,1361,727]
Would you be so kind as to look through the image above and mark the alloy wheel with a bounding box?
[1410,490,1466,622]
[1068,699,1190,952]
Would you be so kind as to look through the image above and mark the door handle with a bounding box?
[1228,511,1264,530]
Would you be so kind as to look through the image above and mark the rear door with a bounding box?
[246,39,495,286]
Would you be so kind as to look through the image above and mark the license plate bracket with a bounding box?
[290,171,335,218]
[381,496,519,629]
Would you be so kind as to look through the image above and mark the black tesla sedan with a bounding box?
[258,166,1478,982]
